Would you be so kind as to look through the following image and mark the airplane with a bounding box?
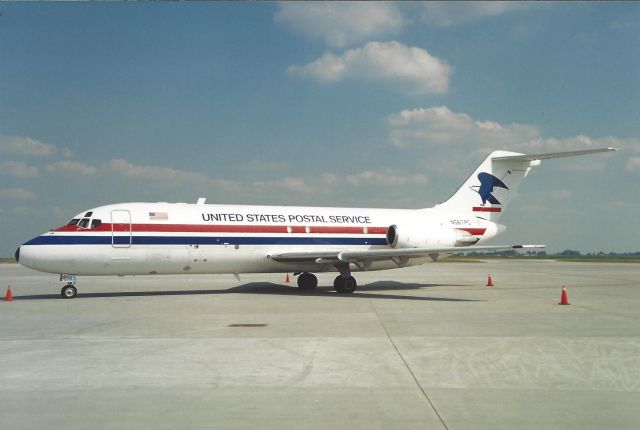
[16,148,615,298]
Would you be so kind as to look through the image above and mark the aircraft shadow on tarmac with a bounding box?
[15,281,483,302]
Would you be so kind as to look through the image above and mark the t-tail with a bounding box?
[437,148,616,222]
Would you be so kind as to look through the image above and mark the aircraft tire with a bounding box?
[297,272,318,290]
[334,275,357,294]
[61,284,77,299]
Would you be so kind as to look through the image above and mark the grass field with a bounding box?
[456,255,640,263]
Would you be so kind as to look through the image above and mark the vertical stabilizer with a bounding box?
[437,150,536,221]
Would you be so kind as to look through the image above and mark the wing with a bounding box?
[270,244,545,265]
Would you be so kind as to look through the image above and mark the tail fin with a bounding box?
[437,148,615,221]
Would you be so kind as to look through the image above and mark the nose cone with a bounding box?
[15,246,20,263]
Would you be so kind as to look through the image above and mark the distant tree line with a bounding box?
[462,249,640,257]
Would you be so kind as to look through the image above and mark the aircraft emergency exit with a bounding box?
[16,148,615,298]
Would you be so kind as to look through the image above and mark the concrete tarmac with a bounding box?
[1,260,639,429]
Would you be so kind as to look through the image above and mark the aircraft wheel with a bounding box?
[297,272,318,290]
[61,284,77,299]
[334,275,357,294]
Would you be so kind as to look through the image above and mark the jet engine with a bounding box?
[386,223,476,248]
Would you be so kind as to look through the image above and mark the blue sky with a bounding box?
[1,2,639,256]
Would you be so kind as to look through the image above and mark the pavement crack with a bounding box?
[369,299,449,430]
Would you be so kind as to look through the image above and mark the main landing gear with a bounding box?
[333,263,358,294]
[295,264,358,294]
[333,275,357,294]
[60,274,78,299]
[297,272,318,290]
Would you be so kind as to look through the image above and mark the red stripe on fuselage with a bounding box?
[472,207,502,213]
[456,227,487,236]
[54,223,389,235]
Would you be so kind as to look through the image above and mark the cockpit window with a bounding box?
[78,218,91,229]
[67,219,80,226]
[91,219,102,229]
[85,211,93,217]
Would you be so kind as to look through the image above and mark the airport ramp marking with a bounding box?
[368,298,449,430]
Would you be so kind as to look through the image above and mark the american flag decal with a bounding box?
[149,212,168,220]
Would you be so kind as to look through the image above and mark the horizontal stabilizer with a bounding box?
[492,148,616,162]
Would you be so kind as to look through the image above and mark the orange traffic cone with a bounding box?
[285,273,290,284]
[5,286,13,302]
[486,274,493,287]
[559,286,570,305]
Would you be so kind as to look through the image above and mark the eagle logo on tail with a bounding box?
[471,172,509,205]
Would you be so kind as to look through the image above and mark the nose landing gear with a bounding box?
[61,284,77,299]
[59,274,78,299]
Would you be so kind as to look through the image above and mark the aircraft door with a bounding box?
[111,210,132,248]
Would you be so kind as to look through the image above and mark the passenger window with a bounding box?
[67,219,80,226]
[91,219,102,229]
[78,218,90,228]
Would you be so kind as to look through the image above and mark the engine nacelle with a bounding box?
[386,223,459,249]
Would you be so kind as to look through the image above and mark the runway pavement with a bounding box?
[1,260,639,429]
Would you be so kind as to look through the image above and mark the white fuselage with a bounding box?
[18,202,499,276]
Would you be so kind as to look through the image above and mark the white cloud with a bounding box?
[253,177,311,193]
[46,160,98,176]
[321,173,341,187]
[420,2,525,27]
[0,187,36,200]
[627,157,640,172]
[0,161,39,178]
[343,170,428,187]
[106,159,242,192]
[253,169,427,195]
[550,189,572,201]
[108,159,208,183]
[238,159,289,175]
[209,178,243,193]
[61,147,74,158]
[388,106,639,157]
[51,206,65,218]
[388,106,537,147]
[275,2,404,48]
[289,41,451,94]
[0,135,55,157]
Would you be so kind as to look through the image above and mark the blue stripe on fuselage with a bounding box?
[24,235,387,246]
